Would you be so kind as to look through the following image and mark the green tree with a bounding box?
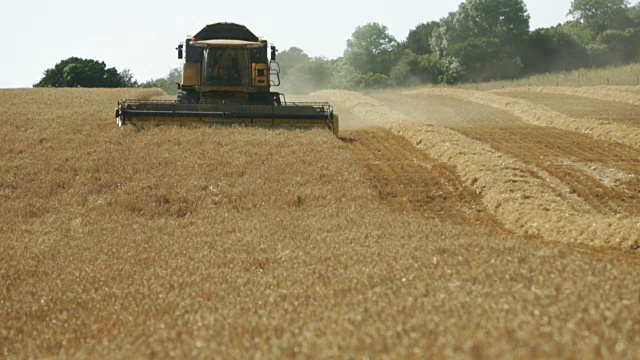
[568,0,629,31]
[427,56,464,85]
[405,22,439,55]
[558,0,640,67]
[119,68,138,88]
[274,47,337,94]
[430,0,530,82]
[277,47,311,75]
[34,57,132,88]
[276,47,311,92]
[465,0,530,45]
[286,57,333,94]
[449,37,522,81]
[432,0,530,54]
[594,27,640,64]
[418,54,446,83]
[139,67,182,95]
[344,23,398,75]
[326,57,356,89]
[558,20,598,46]
[522,26,590,74]
[390,50,437,86]
[627,3,640,24]
[347,73,391,89]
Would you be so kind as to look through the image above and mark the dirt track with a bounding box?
[375,92,640,219]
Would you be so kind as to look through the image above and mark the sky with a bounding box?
[0,0,593,88]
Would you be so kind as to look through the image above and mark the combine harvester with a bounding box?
[116,23,338,136]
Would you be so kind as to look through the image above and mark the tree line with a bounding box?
[280,0,640,91]
[33,57,181,94]
[34,0,640,92]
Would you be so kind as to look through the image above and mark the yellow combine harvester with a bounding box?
[116,23,338,136]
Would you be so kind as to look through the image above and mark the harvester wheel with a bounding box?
[115,107,125,127]
[177,89,199,103]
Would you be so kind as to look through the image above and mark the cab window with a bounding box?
[204,48,249,86]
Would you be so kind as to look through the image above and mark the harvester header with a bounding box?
[116,22,338,135]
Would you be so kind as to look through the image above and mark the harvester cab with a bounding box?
[116,23,338,136]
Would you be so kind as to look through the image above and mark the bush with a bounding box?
[390,50,433,86]
[34,57,134,88]
[417,55,464,85]
[347,73,391,89]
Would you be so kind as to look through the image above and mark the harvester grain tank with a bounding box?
[116,23,338,135]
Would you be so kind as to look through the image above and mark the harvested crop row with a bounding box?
[341,128,506,231]
[315,90,640,248]
[499,86,640,106]
[375,92,640,219]
[609,86,640,95]
[411,88,640,150]
[495,91,640,128]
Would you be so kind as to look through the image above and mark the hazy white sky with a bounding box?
[0,0,601,88]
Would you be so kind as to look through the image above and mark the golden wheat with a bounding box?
[1,88,639,358]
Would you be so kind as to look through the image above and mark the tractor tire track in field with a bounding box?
[375,93,640,219]
[342,128,506,231]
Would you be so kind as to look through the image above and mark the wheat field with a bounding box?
[454,64,640,90]
[1,88,639,358]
